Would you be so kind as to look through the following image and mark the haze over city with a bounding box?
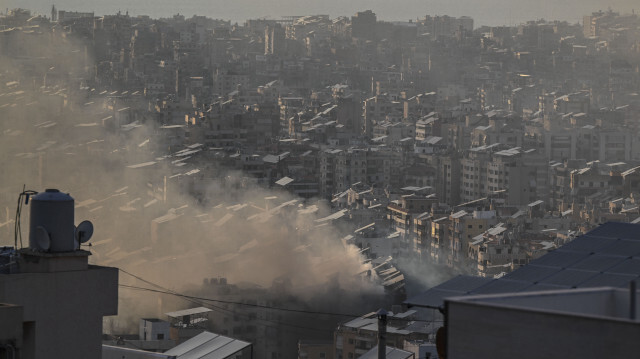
[2,0,639,25]
[0,2,639,359]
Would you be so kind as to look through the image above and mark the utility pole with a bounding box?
[377,308,388,359]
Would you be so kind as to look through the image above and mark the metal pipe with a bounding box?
[630,280,636,320]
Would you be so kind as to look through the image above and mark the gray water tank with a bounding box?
[29,189,75,252]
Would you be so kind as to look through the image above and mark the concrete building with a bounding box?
[265,24,286,55]
[103,330,252,359]
[140,318,171,342]
[553,92,590,114]
[351,11,377,41]
[447,210,497,270]
[406,222,640,358]
[446,287,640,359]
[418,15,473,38]
[103,318,175,352]
[298,340,334,359]
[0,189,118,359]
[333,311,428,359]
[460,145,548,206]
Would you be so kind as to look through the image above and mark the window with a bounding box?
[157,333,164,340]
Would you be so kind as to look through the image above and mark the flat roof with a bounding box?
[165,307,212,318]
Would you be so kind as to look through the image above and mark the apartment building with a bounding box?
[333,311,428,359]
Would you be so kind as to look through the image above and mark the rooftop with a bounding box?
[449,286,639,322]
[406,222,640,309]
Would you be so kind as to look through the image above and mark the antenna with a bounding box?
[75,220,94,246]
[34,226,51,251]
[15,187,38,249]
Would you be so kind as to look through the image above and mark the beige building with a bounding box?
[298,340,334,359]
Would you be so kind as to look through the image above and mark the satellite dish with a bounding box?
[35,226,51,251]
[75,220,94,244]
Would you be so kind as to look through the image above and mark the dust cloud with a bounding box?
[0,26,382,332]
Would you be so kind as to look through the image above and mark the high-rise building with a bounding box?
[265,24,286,55]
[351,10,376,40]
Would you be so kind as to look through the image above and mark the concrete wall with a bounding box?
[0,265,118,359]
[0,303,23,352]
[447,300,640,358]
[462,289,639,319]
[140,319,170,341]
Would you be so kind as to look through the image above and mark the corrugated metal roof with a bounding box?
[164,331,250,359]
[263,154,280,163]
[359,346,414,359]
[166,334,232,357]
[275,176,294,186]
[355,222,376,233]
[527,200,544,207]
[383,274,405,287]
[392,310,417,319]
[343,317,376,329]
[103,345,172,358]
[450,210,467,219]
[197,339,252,359]
[487,226,507,236]
[165,307,212,318]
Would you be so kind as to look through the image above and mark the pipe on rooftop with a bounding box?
[630,280,636,320]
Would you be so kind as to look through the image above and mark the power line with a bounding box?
[124,284,357,318]
[118,269,341,332]
[117,268,442,324]
[119,284,334,334]
[119,268,358,318]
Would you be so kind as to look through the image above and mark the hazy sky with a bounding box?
[1,0,638,26]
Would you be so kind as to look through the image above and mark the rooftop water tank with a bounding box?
[29,189,76,252]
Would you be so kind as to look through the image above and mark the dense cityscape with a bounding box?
[0,5,640,359]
